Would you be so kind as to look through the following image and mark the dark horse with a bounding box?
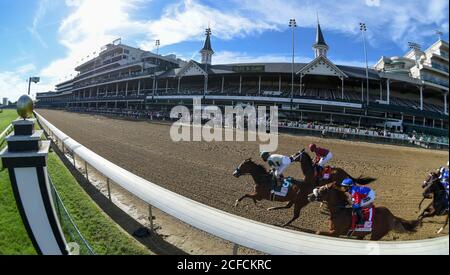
[233,159,305,227]
[418,172,449,234]
[308,183,420,240]
[292,149,377,186]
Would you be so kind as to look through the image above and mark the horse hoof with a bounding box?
[267,207,275,211]
[234,200,239,207]
[437,228,444,234]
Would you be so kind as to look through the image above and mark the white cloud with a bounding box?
[365,0,381,7]
[29,0,50,48]
[0,65,53,102]
[235,0,449,48]
[16,64,37,75]
[139,0,276,50]
[40,0,148,87]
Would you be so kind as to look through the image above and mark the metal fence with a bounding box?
[49,177,95,255]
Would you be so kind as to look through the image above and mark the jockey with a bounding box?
[261,151,294,189]
[440,165,449,198]
[340,178,376,226]
[309,144,333,177]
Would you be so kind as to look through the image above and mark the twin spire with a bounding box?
[313,14,329,58]
[198,18,329,65]
[200,27,214,65]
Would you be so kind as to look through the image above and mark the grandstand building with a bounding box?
[37,23,449,136]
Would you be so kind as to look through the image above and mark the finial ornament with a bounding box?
[17,95,34,119]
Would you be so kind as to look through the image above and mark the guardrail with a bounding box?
[0,124,13,141]
[35,111,449,255]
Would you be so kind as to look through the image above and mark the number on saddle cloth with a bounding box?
[351,207,375,232]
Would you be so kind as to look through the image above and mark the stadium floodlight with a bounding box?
[359,22,370,106]
[28,76,40,96]
[289,19,297,105]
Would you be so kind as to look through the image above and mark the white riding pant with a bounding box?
[274,158,292,178]
[318,152,333,167]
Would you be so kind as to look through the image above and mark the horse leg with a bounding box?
[437,213,449,234]
[234,193,258,207]
[282,198,309,227]
[267,201,294,211]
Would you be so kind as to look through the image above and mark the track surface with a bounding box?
[38,109,449,241]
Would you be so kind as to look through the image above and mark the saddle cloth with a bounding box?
[272,178,293,198]
[351,206,375,232]
[321,166,333,180]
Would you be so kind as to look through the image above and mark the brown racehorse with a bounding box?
[292,149,377,186]
[308,183,420,240]
[418,173,449,234]
[233,158,305,227]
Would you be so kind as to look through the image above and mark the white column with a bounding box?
[341,77,344,100]
[258,76,261,95]
[137,80,141,95]
[419,86,423,110]
[166,79,169,94]
[221,76,225,94]
[299,74,303,96]
[239,75,242,94]
[379,82,383,100]
[125,81,129,96]
[361,81,364,102]
[177,77,181,94]
[387,79,390,105]
[278,75,281,93]
[116,83,119,96]
[445,93,448,114]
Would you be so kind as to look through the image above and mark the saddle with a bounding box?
[350,206,375,232]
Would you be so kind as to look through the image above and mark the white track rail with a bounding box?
[35,112,449,255]
[0,124,13,141]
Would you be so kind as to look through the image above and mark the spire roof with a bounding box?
[201,28,214,53]
[314,23,328,47]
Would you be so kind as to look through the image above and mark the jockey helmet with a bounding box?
[309,144,317,152]
[260,151,271,162]
[341,178,354,187]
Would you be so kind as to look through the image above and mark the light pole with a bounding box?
[153,40,160,97]
[289,19,297,107]
[360,22,370,106]
[28,77,40,96]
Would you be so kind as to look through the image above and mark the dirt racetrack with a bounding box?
[38,109,449,241]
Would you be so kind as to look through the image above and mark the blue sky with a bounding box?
[0,0,448,101]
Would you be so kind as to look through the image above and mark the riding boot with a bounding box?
[355,208,364,225]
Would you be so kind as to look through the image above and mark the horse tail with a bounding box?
[350,176,377,186]
[395,217,420,232]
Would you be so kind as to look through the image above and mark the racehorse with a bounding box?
[418,173,449,234]
[308,183,420,240]
[233,158,311,227]
[292,149,377,186]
